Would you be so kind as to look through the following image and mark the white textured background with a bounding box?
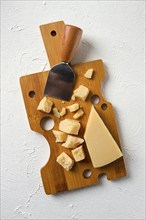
[1,1,145,220]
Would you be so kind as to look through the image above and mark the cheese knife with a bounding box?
[44,24,83,101]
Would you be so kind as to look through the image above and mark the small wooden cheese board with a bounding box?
[20,21,126,195]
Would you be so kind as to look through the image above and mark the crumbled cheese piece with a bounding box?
[71,95,76,100]
[73,109,84,119]
[71,145,85,162]
[66,103,79,112]
[84,69,94,79]
[53,108,60,118]
[60,107,66,117]
[56,152,74,171]
[37,97,53,113]
[73,85,89,101]
[59,119,80,135]
[62,135,84,148]
[52,130,67,142]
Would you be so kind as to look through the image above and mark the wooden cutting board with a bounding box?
[20,21,126,195]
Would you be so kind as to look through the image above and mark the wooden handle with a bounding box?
[60,25,83,63]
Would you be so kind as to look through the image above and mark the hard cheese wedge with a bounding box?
[84,106,123,168]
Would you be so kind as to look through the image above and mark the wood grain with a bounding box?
[59,25,83,63]
[20,21,126,195]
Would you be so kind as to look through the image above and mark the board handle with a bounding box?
[59,25,83,63]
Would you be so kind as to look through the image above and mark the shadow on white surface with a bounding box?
[101,63,110,101]
[100,63,130,179]
[51,172,128,199]
[71,38,95,65]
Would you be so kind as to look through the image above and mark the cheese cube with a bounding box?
[56,152,74,171]
[37,97,53,113]
[66,103,79,112]
[84,69,94,79]
[53,108,60,118]
[59,119,80,135]
[71,145,85,162]
[73,109,84,119]
[71,95,76,100]
[62,135,84,148]
[60,107,66,117]
[52,130,67,142]
[73,85,89,101]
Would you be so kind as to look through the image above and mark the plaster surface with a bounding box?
[1,1,145,219]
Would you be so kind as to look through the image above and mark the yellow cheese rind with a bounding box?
[62,135,84,148]
[71,145,85,162]
[59,119,80,135]
[84,106,123,168]
[56,152,74,171]
[52,130,67,143]
[37,97,53,113]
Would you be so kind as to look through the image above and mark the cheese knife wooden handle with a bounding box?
[59,25,83,63]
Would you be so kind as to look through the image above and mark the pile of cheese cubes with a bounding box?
[37,69,94,171]
[54,119,85,171]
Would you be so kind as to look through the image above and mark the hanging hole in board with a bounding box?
[29,91,35,98]
[50,30,56,36]
[101,103,107,110]
[40,117,54,131]
[83,169,92,178]
[90,95,100,104]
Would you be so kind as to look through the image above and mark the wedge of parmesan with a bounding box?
[37,97,53,113]
[62,135,84,148]
[84,106,123,168]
